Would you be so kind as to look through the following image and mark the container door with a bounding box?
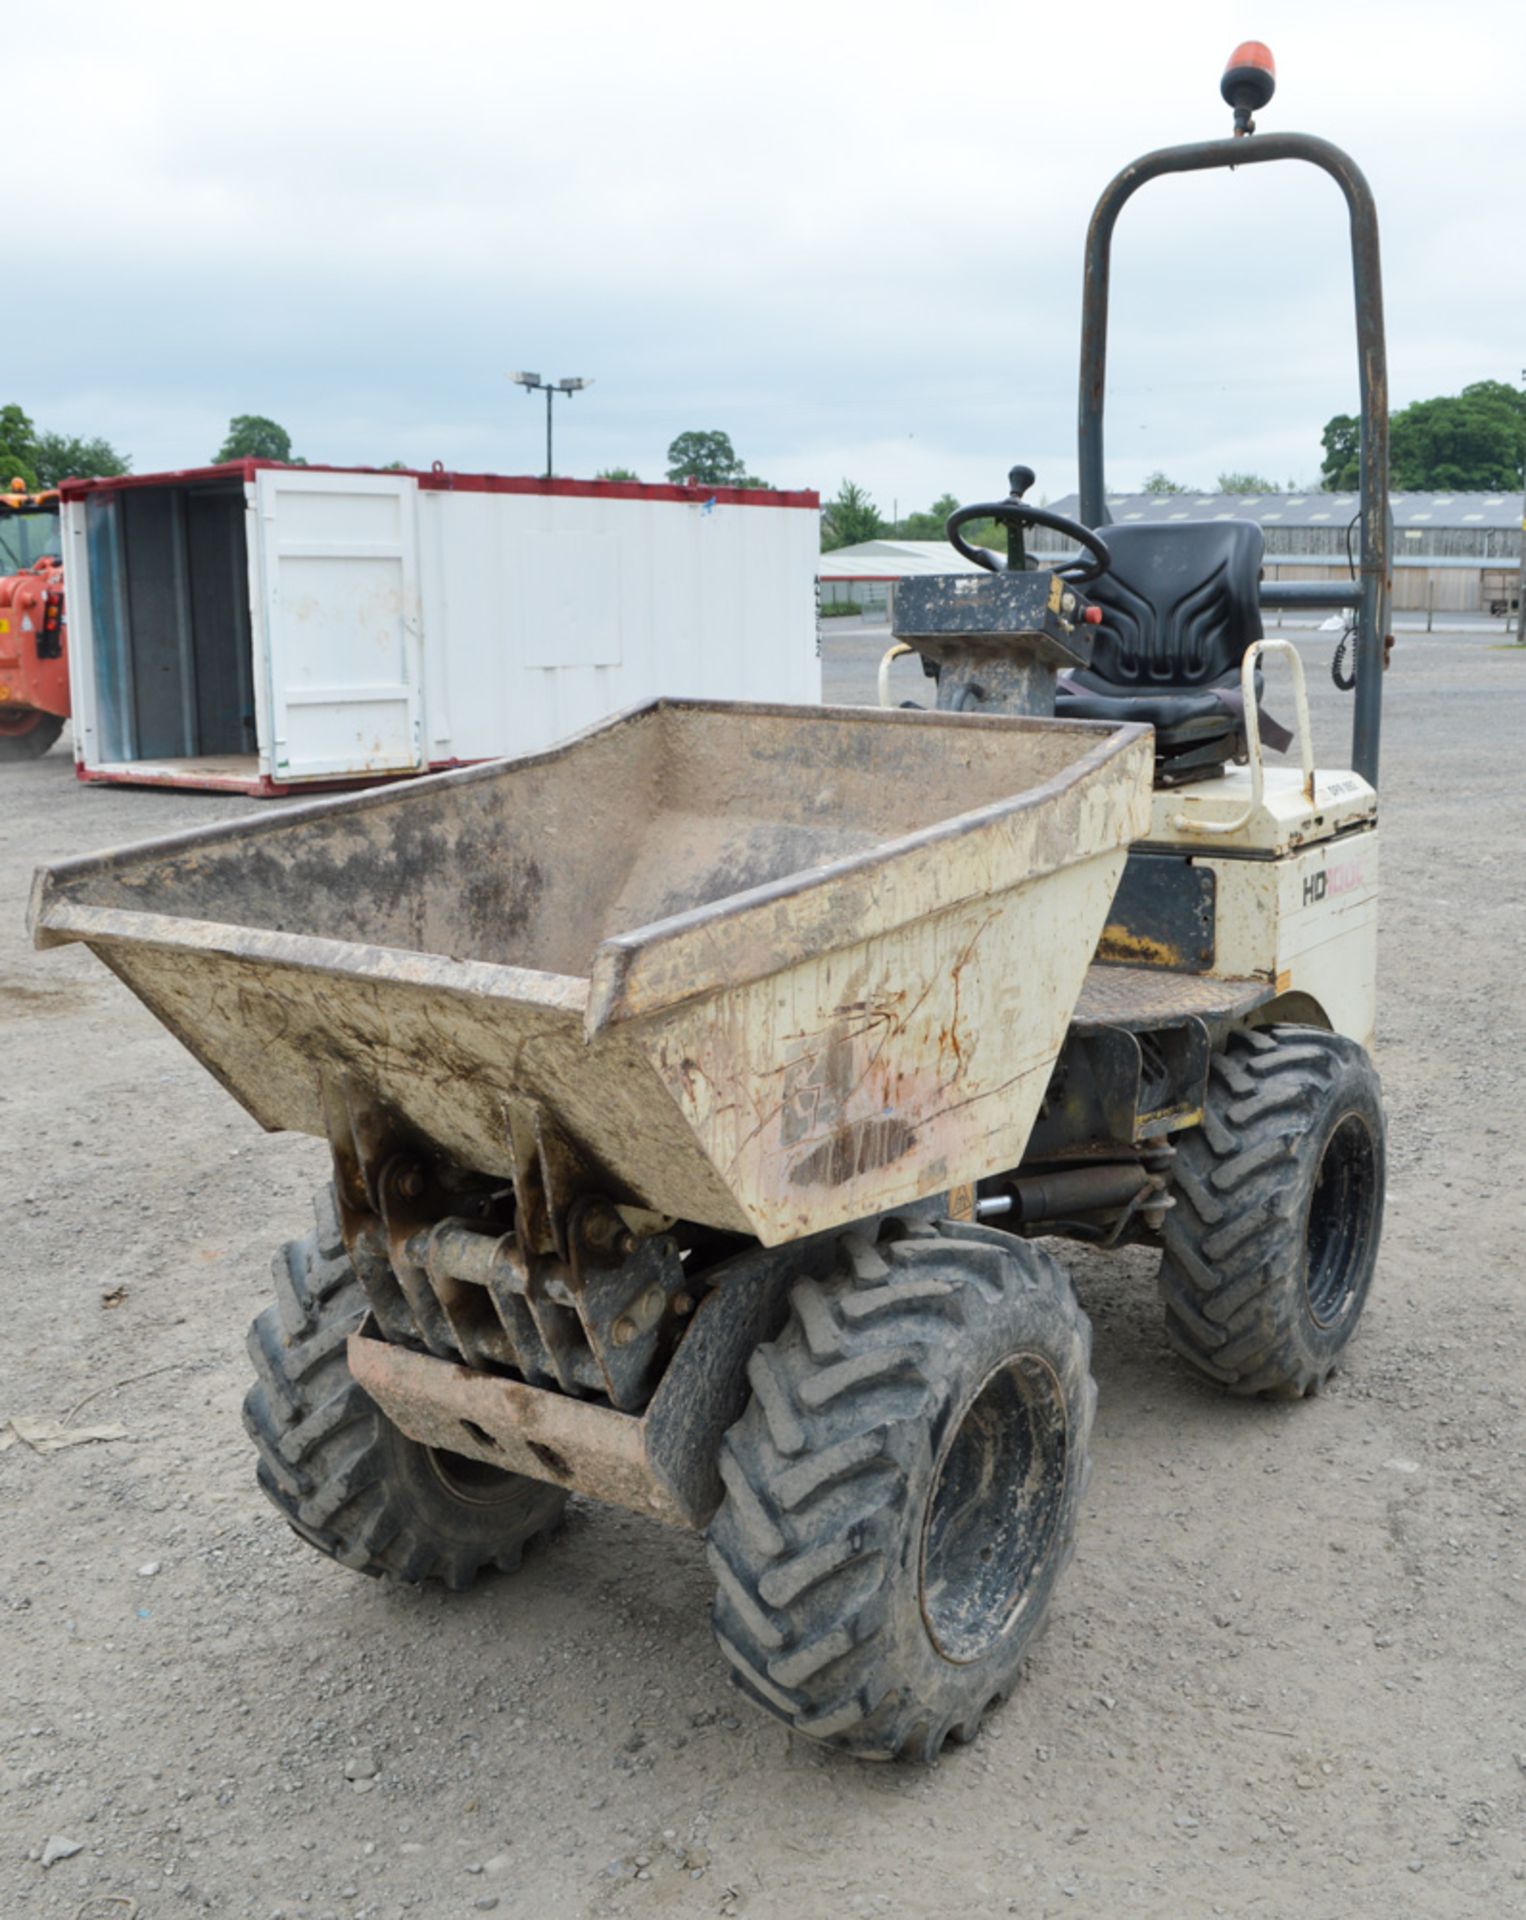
[253,469,425,781]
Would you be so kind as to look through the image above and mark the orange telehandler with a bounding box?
[0,478,68,759]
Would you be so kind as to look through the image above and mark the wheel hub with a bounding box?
[422,1445,529,1508]
[1305,1110,1380,1327]
[919,1352,1069,1664]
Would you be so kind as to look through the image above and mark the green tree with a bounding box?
[32,432,130,487]
[664,430,764,488]
[0,403,39,489]
[1390,381,1523,490]
[597,466,641,482]
[214,414,295,463]
[1216,470,1276,493]
[1140,470,1191,495]
[1320,415,1360,489]
[1321,382,1525,490]
[898,492,963,540]
[821,480,884,551]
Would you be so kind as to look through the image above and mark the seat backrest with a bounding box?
[1085,520,1263,687]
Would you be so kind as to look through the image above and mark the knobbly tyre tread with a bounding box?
[1158,1024,1385,1399]
[707,1221,1096,1762]
[242,1185,566,1588]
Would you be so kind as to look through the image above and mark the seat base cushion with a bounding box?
[1056,670,1245,787]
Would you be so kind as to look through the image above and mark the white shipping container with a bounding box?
[61,462,821,793]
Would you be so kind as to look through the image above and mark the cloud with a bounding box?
[10,0,1522,500]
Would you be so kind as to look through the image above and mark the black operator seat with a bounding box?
[1055,518,1267,784]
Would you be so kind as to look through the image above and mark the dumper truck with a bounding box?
[30,45,1389,1760]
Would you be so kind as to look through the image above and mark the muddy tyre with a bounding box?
[243,1186,566,1588]
[707,1221,1095,1761]
[1158,1024,1385,1398]
[0,710,64,760]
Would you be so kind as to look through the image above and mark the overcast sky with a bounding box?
[11,0,1523,511]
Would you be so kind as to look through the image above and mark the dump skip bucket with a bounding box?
[32,699,1152,1243]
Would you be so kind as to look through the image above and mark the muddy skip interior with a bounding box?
[51,703,1100,978]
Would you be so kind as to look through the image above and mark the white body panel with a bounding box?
[1205,832,1379,1052]
[1148,765,1377,855]
[62,472,821,790]
[1140,766,1380,1052]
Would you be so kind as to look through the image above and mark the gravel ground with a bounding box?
[2,624,1523,1919]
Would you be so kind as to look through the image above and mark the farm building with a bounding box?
[1039,491,1523,616]
[819,493,1523,618]
[817,539,980,617]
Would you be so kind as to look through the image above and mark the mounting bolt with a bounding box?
[612,1285,668,1349]
[583,1208,641,1259]
[395,1162,426,1200]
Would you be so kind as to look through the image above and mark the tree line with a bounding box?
[0,407,309,486]
[1135,385,1524,498]
[0,404,130,490]
[1320,380,1523,492]
[0,408,769,489]
[820,477,1291,548]
[8,382,1519,519]
[824,385,1525,544]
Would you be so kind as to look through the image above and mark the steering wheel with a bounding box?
[946,465,1112,584]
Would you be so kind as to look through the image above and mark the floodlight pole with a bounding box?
[509,373,592,481]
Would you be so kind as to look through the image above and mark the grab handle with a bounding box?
[877,642,915,708]
[1168,639,1314,837]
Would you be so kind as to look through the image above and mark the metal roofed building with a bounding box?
[1038,491,1523,617]
[818,539,982,616]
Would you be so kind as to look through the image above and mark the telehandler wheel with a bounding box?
[1158,1024,1385,1398]
[707,1221,1095,1762]
[242,1186,566,1589]
[0,709,64,760]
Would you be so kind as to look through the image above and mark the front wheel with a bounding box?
[1157,1024,1385,1397]
[707,1221,1095,1761]
[243,1186,566,1588]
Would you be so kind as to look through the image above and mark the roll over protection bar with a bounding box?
[1076,128,1391,789]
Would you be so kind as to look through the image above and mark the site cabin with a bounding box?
[59,463,821,794]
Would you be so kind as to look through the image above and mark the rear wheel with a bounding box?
[0,708,64,760]
[707,1220,1095,1761]
[1158,1024,1385,1397]
[243,1186,566,1587]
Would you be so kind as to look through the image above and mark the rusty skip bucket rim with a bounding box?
[29,696,1150,1037]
